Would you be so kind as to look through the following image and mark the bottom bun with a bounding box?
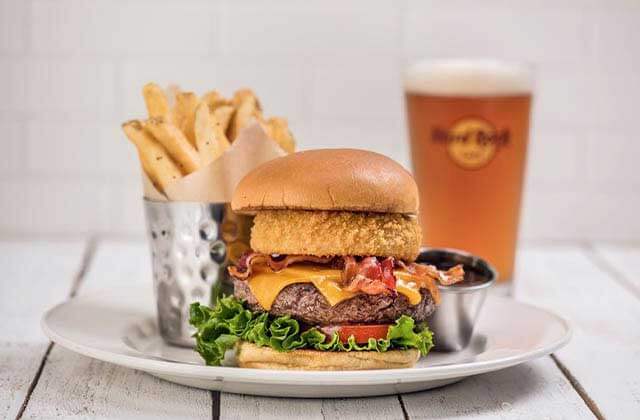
[236,342,420,370]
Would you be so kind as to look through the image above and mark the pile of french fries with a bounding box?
[122,83,295,193]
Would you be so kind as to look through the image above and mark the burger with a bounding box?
[189,149,463,370]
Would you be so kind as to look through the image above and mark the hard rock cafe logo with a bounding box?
[432,118,509,170]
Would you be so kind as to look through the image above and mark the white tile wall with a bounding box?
[218,0,400,55]
[25,58,118,117]
[0,0,638,241]
[0,58,28,112]
[121,58,219,118]
[0,119,26,175]
[0,0,26,53]
[403,1,596,63]
[31,0,219,55]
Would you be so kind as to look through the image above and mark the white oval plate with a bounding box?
[41,287,570,398]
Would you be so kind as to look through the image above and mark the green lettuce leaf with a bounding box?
[189,297,252,366]
[269,316,306,351]
[242,312,270,346]
[189,296,435,366]
[387,316,434,355]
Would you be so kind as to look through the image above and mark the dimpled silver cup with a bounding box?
[144,199,251,347]
[418,248,497,352]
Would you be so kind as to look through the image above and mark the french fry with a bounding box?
[127,83,295,193]
[142,83,171,120]
[194,102,230,166]
[212,105,234,134]
[229,90,262,141]
[212,112,232,150]
[144,117,201,174]
[166,84,181,108]
[201,90,231,110]
[264,117,296,153]
[172,92,199,147]
[122,120,181,192]
[232,89,261,111]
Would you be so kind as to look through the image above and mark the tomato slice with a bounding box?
[321,324,390,344]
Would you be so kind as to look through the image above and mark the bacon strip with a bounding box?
[228,252,334,279]
[397,261,465,286]
[228,252,465,302]
[342,256,397,295]
[379,257,397,290]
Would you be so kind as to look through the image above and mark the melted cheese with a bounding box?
[394,278,423,305]
[248,265,353,309]
[247,264,427,310]
[396,270,441,305]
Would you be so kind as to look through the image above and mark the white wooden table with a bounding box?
[2,238,639,419]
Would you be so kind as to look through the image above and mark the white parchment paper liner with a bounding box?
[142,121,287,202]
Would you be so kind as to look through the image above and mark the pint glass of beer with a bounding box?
[404,60,533,282]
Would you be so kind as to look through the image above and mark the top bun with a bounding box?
[232,149,419,214]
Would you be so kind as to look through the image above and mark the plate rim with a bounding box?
[41,289,572,384]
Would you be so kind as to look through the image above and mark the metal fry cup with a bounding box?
[144,199,252,347]
[418,248,497,352]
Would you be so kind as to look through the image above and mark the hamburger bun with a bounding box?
[231,149,419,215]
[236,342,420,370]
[249,210,421,261]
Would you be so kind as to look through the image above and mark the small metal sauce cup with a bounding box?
[417,248,497,352]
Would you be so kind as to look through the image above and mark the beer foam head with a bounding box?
[404,59,533,96]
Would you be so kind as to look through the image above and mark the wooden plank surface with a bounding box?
[221,394,403,420]
[0,240,86,419]
[15,240,638,419]
[514,245,640,419]
[401,358,594,419]
[22,348,212,420]
[21,240,211,419]
[591,244,640,295]
[73,240,152,293]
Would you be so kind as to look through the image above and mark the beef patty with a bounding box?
[233,279,436,326]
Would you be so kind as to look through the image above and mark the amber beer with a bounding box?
[404,60,532,282]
